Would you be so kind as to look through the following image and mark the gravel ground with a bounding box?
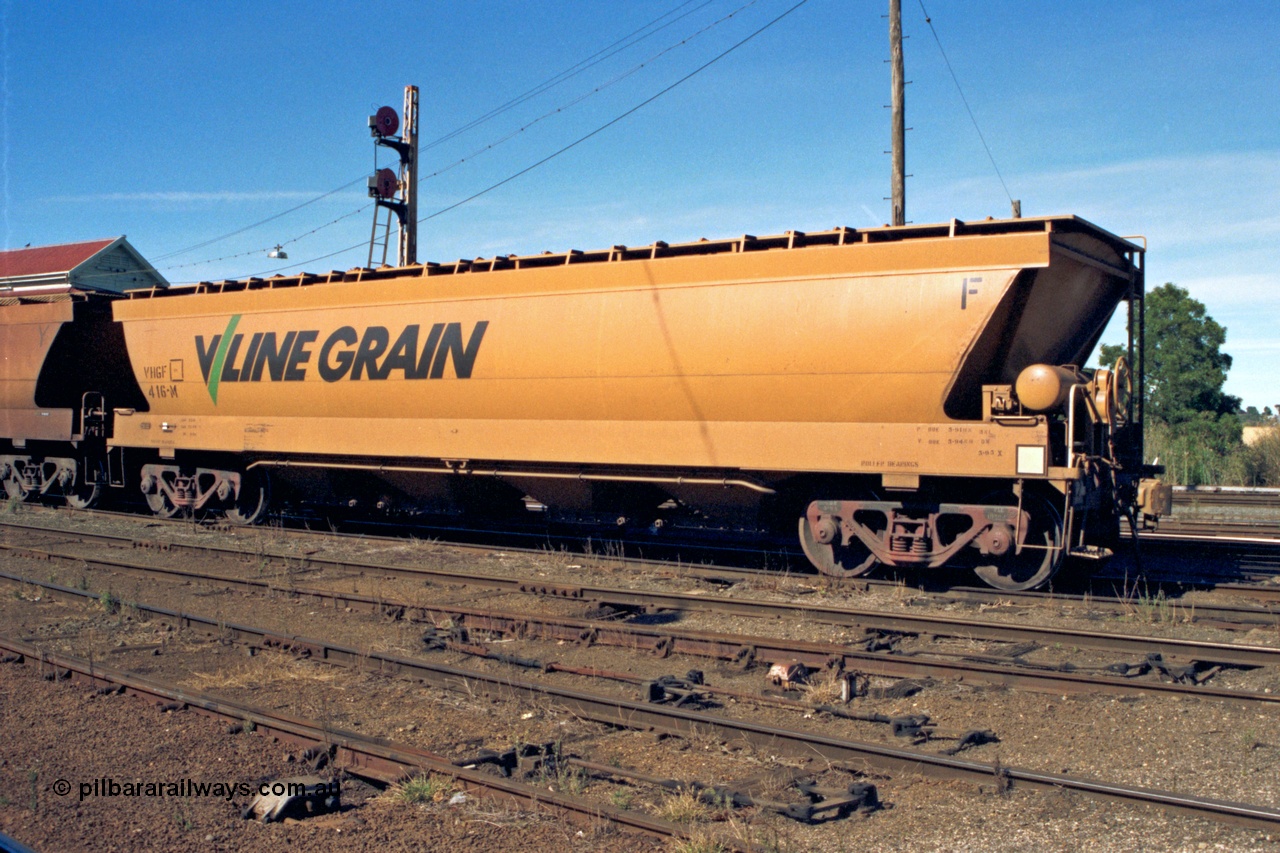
[1,507,1279,851]
[0,662,657,853]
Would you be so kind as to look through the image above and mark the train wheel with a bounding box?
[798,516,878,578]
[65,480,101,510]
[3,476,29,502]
[145,491,181,518]
[972,492,1064,591]
[225,470,269,525]
[65,463,102,510]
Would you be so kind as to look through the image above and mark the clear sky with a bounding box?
[4,1,1277,408]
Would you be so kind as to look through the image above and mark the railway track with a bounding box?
[6,509,1280,623]
[297,508,1280,594]
[290,509,1280,582]
[0,634,693,844]
[1169,487,1280,512]
[5,580,1280,834]
[5,519,1280,705]
[10,493,1280,610]
[1,558,1275,712]
[1150,487,1280,541]
[5,519,1279,669]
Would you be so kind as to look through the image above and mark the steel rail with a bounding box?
[2,556,1277,709]
[4,582,1280,832]
[8,509,1280,605]
[11,507,1280,609]
[1141,527,1280,543]
[4,532,1280,670]
[13,499,1280,575]
[915,583,1280,628]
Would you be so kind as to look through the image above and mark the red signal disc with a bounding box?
[375,168,398,199]
[374,106,399,138]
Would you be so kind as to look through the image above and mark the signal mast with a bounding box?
[366,85,419,268]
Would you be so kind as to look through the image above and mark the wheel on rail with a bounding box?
[224,470,269,525]
[798,515,878,578]
[64,463,103,510]
[144,491,181,518]
[972,491,1064,591]
[3,475,30,502]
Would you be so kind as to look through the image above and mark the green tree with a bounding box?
[1098,283,1243,484]
[1240,405,1276,426]
[1100,283,1240,426]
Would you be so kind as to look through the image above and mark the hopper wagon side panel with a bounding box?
[109,233,1065,479]
[109,223,1131,485]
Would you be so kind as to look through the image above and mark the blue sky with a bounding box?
[4,1,1278,407]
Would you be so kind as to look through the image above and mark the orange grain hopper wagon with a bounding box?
[100,214,1168,590]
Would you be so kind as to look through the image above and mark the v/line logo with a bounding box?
[196,315,489,403]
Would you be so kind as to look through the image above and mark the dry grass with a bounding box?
[653,788,715,824]
[534,545,579,572]
[581,537,628,571]
[800,669,848,706]
[669,829,727,853]
[187,651,339,690]
[720,811,797,853]
[743,768,796,802]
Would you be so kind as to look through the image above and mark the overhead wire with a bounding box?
[158,203,373,272]
[150,179,365,262]
[162,0,763,278]
[224,0,812,282]
[915,0,1013,204]
[422,0,717,153]
[418,0,760,184]
[151,0,710,265]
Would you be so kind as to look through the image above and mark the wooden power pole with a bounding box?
[889,0,906,226]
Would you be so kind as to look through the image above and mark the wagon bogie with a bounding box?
[133,456,270,523]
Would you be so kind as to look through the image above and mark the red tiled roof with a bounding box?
[0,238,117,279]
